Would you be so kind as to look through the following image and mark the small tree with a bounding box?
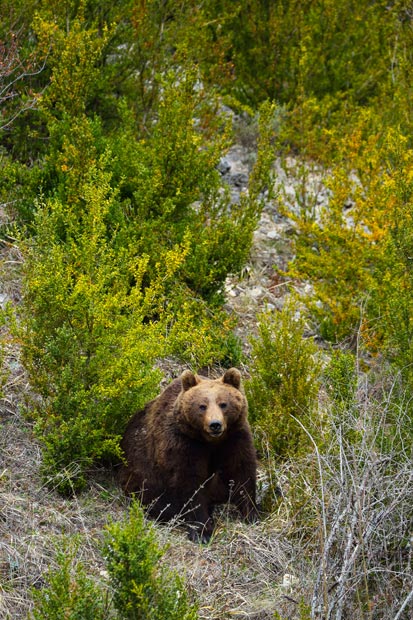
[31,538,108,620]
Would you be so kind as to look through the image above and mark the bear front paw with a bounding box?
[187,523,213,544]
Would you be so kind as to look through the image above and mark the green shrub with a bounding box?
[103,500,198,620]
[106,78,275,306]
[246,299,323,460]
[323,350,360,445]
[279,116,385,343]
[202,0,391,108]
[323,350,357,411]
[18,162,166,493]
[31,503,198,620]
[31,538,107,620]
[372,139,413,383]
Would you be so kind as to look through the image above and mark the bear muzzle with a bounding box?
[208,420,223,436]
[205,415,227,439]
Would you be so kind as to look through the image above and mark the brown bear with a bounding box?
[119,367,258,542]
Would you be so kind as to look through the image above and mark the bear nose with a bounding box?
[209,421,222,433]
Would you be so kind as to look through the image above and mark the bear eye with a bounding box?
[219,402,228,410]
[199,404,207,412]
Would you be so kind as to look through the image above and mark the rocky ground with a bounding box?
[221,146,297,356]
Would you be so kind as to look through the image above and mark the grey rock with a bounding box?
[228,172,249,188]
[217,157,231,175]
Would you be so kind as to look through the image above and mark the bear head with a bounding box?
[174,368,247,442]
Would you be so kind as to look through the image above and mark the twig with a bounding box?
[393,587,413,620]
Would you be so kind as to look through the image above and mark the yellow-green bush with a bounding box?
[279,117,392,343]
[10,0,413,490]
[31,539,107,620]
[281,122,413,362]
[18,146,254,491]
[246,299,323,460]
[202,0,392,108]
[104,501,198,620]
[278,121,413,449]
[19,164,165,492]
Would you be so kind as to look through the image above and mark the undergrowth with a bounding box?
[30,501,198,620]
[263,359,413,619]
[246,298,323,460]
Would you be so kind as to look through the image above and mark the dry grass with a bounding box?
[0,389,125,618]
[255,377,413,620]
[0,390,291,619]
[160,517,292,619]
[2,376,411,619]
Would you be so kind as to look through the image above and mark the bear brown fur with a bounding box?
[119,368,258,542]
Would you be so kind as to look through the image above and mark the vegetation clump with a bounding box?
[31,502,198,620]
[246,299,322,460]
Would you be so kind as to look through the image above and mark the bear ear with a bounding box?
[180,370,198,391]
[222,368,241,390]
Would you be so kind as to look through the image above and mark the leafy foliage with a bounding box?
[281,121,413,388]
[31,503,198,620]
[18,163,165,492]
[8,2,275,490]
[324,350,357,412]
[202,0,392,107]
[246,299,322,460]
[1,2,413,617]
[104,501,198,620]
[31,538,107,620]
